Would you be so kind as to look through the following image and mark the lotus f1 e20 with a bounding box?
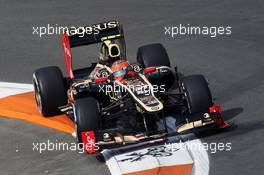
[33,20,229,153]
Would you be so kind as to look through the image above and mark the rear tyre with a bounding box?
[74,97,100,143]
[137,43,170,67]
[137,43,174,89]
[33,66,67,117]
[181,75,213,114]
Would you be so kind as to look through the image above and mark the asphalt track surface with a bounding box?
[0,0,264,174]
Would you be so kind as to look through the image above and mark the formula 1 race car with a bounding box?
[32,20,229,153]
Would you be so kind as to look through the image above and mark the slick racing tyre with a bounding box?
[181,74,213,114]
[74,97,100,143]
[33,66,67,117]
[137,43,171,67]
[137,43,174,89]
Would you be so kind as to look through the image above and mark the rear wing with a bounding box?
[63,20,123,48]
[61,20,124,78]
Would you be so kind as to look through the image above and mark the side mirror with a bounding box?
[95,77,108,83]
[144,67,156,73]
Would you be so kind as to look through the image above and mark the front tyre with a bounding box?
[74,97,100,143]
[181,75,213,114]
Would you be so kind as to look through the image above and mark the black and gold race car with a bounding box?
[32,21,229,153]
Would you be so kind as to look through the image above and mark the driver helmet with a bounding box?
[111,60,129,79]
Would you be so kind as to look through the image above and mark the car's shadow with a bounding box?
[222,107,243,121]
[220,119,264,138]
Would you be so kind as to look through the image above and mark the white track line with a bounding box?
[105,142,193,175]
[0,82,33,98]
[187,139,209,175]
[104,139,209,175]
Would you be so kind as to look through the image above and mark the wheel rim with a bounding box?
[181,82,192,114]
[33,80,42,113]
